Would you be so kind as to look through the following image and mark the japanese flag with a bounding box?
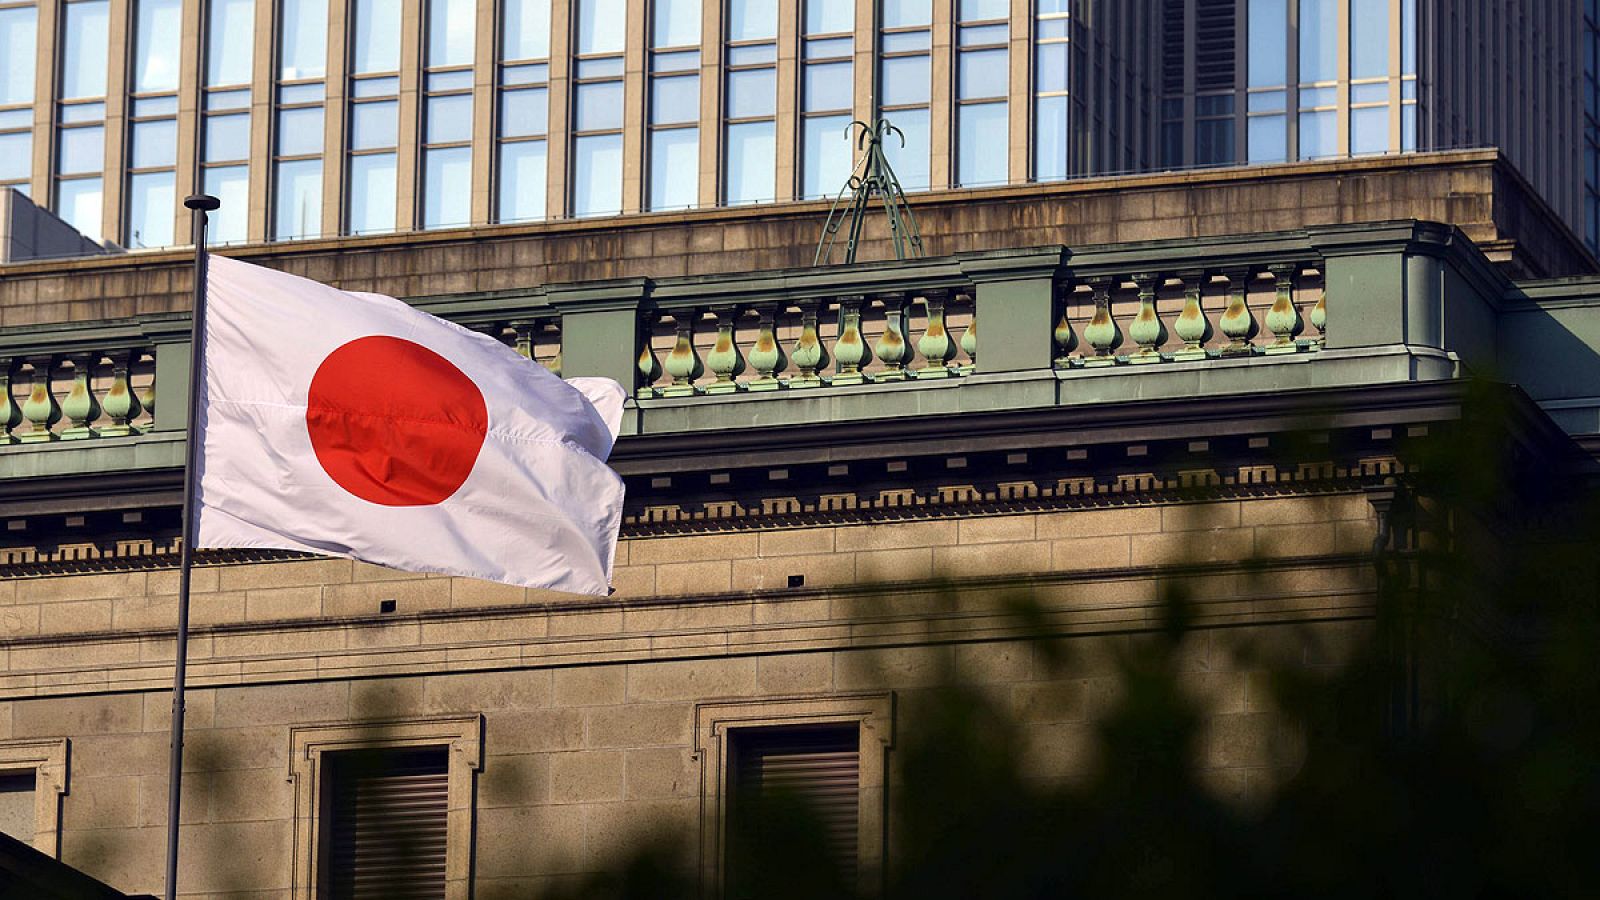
[195,255,626,597]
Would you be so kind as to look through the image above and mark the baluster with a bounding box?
[746,303,787,391]
[1307,280,1327,350]
[704,306,747,394]
[661,311,704,397]
[0,358,20,444]
[1263,263,1303,355]
[1218,266,1259,356]
[1172,270,1212,361]
[1127,273,1168,365]
[137,356,157,431]
[19,356,61,443]
[916,290,957,379]
[59,353,102,439]
[831,295,872,385]
[789,300,829,388]
[637,330,664,399]
[510,320,535,359]
[99,349,144,437]
[957,292,976,375]
[1053,284,1078,369]
[873,293,910,382]
[1081,278,1122,367]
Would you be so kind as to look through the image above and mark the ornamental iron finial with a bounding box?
[814,119,927,267]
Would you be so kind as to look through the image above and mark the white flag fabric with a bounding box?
[195,255,626,596]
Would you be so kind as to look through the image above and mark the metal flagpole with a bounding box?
[165,193,220,900]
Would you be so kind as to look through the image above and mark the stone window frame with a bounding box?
[693,693,894,898]
[287,715,483,900]
[0,738,69,857]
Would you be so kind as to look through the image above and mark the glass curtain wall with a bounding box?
[497,0,549,222]
[878,0,930,190]
[56,0,109,242]
[203,0,251,244]
[955,0,1007,187]
[572,0,625,215]
[422,0,472,228]
[0,2,37,196]
[799,0,852,200]
[724,0,776,204]
[647,0,699,210]
[274,0,327,241]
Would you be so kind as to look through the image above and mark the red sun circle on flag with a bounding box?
[306,336,489,507]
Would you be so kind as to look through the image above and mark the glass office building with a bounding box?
[0,0,1590,252]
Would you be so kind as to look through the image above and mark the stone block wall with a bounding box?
[0,492,1382,897]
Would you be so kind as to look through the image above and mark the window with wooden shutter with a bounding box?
[322,747,450,900]
[726,724,861,894]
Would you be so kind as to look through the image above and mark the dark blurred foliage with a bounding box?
[539,383,1600,899]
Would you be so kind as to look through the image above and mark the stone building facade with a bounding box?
[2,152,1599,897]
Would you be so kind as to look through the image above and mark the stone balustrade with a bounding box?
[1,221,1521,452]
[1,348,157,444]
[636,292,976,398]
[1053,262,1325,368]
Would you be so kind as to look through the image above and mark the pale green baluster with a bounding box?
[19,356,61,443]
[1263,263,1303,355]
[874,293,910,382]
[0,358,20,444]
[916,290,957,379]
[746,304,787,391]
[59,354,102,440]
[1126,273,1167,365]
[1081,278,1122,367]
[1172,270,1212,361]
[1053,285,1078,369]
[637,331,664,399]
[1218,266,1258,357]
[704,306,747,394]
[1307,279,1327,350]
[957,295,977,375]
[661,312,704,397]
[98,349,144,437]
[510,320,534,359]
[831,295,872,385]
[137,361,157,432]
[789,300,829,388]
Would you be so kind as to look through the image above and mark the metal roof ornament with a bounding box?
[814,119,927,267]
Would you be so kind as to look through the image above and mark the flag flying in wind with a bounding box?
[195,255,626,596]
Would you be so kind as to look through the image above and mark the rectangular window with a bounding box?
[724,0,777,205]
[204,164,249,243]
[577,0,626,54]
[61,0,110,100]
[126,170,175,248]
[573,132,622,215]
[727,726,861,897]
[323,748,449,900]
[274,157,321,240]
[206,0,253,86]
[0,5,37,105]
[419,0,472,229]
[1033,3,1070,181]
[655,0,699,46]
[879,0,930,191]
[498,138,546,221]
[800,14,852,200]
[427,0,474,67]
[1349,0,1388,81]
[422,145,470,228]
[280,0,328,79]
[1247,0,1286,88]
[55,177,103,241]
[1298,0,1336,84]
[353,0,401,74]
[503,0,550,59]
[725,120,774,204]
[649,126,698,209]
[955,3,1006,188]
[133,0,181,93]
[727,0,777,42]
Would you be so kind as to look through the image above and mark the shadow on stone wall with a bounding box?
[529,382,1600,900]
